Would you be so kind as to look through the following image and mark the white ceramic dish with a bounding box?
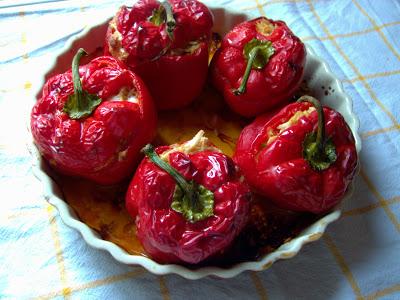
[29,6,361,280]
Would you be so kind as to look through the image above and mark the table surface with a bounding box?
[1,0,399,299]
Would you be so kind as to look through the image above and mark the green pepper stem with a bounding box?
[233,46,261,95]
[148,1,175,61]
[298,95,337,171]
[161,1,175,41]
[143,142,215,223]
[298,95,325,153]
[142,144,197,203]
[63,48,102,119]
[71,48,87,111]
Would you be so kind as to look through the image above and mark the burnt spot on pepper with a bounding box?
[289,60,300,72]
[255,18,276,36]
[99,223,114,239]
[217,132,236,145]
[208,32,222,64]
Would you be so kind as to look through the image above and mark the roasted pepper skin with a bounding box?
[233,101,358,214]
[211,17,306,117]
[31,56,157,185]
[105,0,213,110]
[126,146,251,264]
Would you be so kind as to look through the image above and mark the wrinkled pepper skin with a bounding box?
[31,56,157,185]
[233,101,358,214]
[126,146,251,264]
[105,0,213,110]
[211,17,306,117]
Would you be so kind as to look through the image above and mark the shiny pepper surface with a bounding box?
[211,17,306,117]
[31,51,157,185]
[234,96,358,214]
[105,0,213,110]
[126,132,251,264]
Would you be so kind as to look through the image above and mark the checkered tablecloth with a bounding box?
[1,0,399,299]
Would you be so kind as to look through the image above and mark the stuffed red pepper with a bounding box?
[234,96,358,214]
[211,17,306,117]
[105,0,213,110]
[126,131,251,264]
[31,48,157,185]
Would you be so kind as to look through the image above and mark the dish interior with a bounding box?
[32,7,360,277]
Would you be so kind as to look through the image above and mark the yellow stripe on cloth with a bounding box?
[250,272,268,300]
[323,234,363,299]
[360,170,400,233]
[46,205,71,299]
[343,69,400,84]
[255,0,266,15]
[365,283,400,300]
[343,196,400,217]
[5,209,42,221]
[21,32,27,45]
[158,276,171,300]
[360,125,400,139]
[24,81,32,91]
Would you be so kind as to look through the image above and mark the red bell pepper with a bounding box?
[105,0,213,110]
[126,131,251,264]
[234,96,358,214]
[31,49,157,185]
[211,17,306,117]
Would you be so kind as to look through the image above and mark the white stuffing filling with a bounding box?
[266,107,315,145]
[159,130,220,162]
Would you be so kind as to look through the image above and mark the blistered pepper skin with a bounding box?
[233,101,358,214]
[211,17,306,117]
[126,147,251,264]
[105,0,213,110]
[31,56,157,185]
